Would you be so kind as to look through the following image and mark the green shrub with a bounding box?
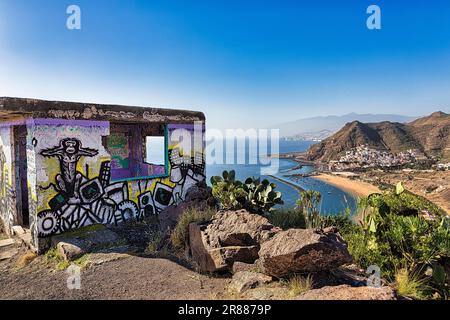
[211,170,283,214]
[295,190,322,229]
[339,185,450,299]
[171,207,216,249]
[315,208,354,231]
[211,170,247,210]
[44,247,61,264]
[362,184,445,218]
[44,248,90,270]
[268,209,306,229]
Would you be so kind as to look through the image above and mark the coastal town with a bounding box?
[277,137,450,216]
[328,145,424,171]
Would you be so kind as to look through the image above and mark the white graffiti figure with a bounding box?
[41,138,98,198]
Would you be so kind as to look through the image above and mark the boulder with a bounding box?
[189,221,259,272]
[51,226,121,261]
[188,210,280,273]
[229,271,273,293]
[56,240,87,261]
[204,210,281,248]
[297,284,397,300]
[0,248,19,261]
[11,225,26,235]
[184,182,214,204]
[208,245,260,270]
[0,238,15,248]
[258,228,352,278]
[159,203,190,232]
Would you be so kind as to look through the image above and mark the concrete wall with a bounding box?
[26,119,205,251]
[0,125,16,235]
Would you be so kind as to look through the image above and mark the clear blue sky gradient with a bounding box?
[1,0,450,129]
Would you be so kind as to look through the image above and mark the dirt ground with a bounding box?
[0,246,229,300]
[361,170,450,215]
[0,217,231,300]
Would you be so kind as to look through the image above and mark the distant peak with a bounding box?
[430,111,447,117]
[347,120,363,126]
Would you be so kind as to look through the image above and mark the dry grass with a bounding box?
[16,251,37,268]
[394,268,428,300]
[145,231,164,253]
[286,274,313,298]
[171,207,216,249]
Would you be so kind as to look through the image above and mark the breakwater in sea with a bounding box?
[267,174,304,192]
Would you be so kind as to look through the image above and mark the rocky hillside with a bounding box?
[306,111,450,162]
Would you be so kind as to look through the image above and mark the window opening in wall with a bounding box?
[104,123,168,181]
[145,136,166,165]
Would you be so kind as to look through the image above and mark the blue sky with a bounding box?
[1,0,450,129]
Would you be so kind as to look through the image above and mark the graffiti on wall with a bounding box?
[40,138,98,198]
[36,137,205,237]
[0,132,15,231]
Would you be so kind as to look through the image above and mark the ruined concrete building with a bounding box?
[0,97,206,252]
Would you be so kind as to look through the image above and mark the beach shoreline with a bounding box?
[275,154,381,198]
[312,173,381,198]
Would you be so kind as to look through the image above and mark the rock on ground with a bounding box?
[204,210,281,247]
[52,226,121,261]
[258,227,352,278]
[229,271,273,293]
[189,222,260,272]
[0,248,18,261]
[189,210,280,273]
[56,241,86,261]
[0,238,15,248]
[297,284,397,300]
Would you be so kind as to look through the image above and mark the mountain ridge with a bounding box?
[274,113,418,138]
[306,111,450,162]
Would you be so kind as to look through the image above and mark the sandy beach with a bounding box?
[312,174,381,198]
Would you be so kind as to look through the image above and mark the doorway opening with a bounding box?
[14,126,29,227]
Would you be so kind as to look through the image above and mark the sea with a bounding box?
[206,139,357,215]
